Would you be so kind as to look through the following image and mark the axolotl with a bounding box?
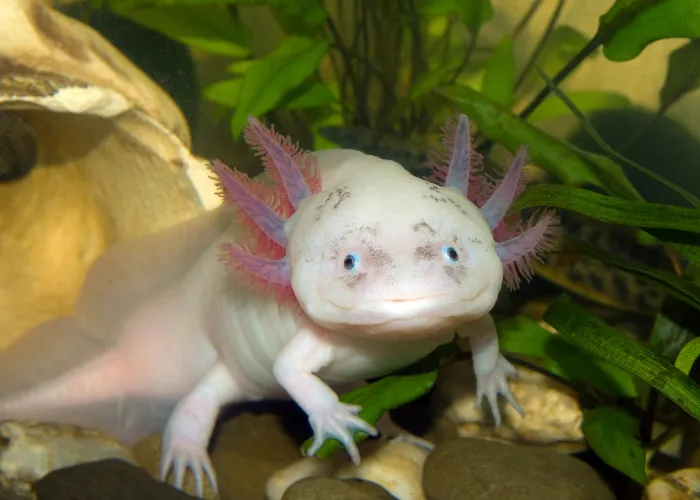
[0,113,558,496]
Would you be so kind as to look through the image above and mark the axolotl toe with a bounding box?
[0,114,558,496]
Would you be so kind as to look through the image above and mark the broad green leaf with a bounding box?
[226,60,256,76]
[230,36,329,137]
[561,238,700,313]
[581,406,648,484]
[481,35,515,108]
[203,79,242,108]
[497,316,637,397]
[112,4,251,57]
[301,344,455,459]
[542,295,700,422]
[419,0,494,36]
[650,314,694,362]
[512,184,700,234]
[598,0,700,62]
[279,81,336,110]
[528,91,632,123]
[675,338,700,375]
[660,39,700,113]
[436,84,640,200]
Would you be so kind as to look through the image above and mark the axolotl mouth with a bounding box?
[307,283,498,338]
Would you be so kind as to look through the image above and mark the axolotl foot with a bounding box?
[474,353,524,426]
[305,401,377,465]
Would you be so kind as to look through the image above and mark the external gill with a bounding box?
[425,112,561,290]
[209,116,321,302]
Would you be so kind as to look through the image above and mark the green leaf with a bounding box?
[649,314,694,362]
[279,81,336,110]
[497,316,637,397]
[581,406,648,484]
[660,39,700,113]
[542,295,700,422]
[419,0,494,36]
[598,0,700,62]
[271,0,327,36]
[562,237,700,313]
[528,90,632,123]
[300,344,455,459]
[676,337,700,375]
[230,35,329,137]
[481,35,515,108]
[203,79,242,108]
[512,184,700,233]
[435,84,640,200]
[112,4,251,57]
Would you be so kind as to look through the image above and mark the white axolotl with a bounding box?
[0,113,558,496]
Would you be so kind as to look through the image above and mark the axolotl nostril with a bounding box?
[0,113,559,496]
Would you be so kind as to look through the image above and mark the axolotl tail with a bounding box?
[0,315,177,443]
[0,207,233,444]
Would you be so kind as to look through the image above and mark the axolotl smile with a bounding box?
[285,152,504,338]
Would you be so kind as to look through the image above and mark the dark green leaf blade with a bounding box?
[542,295,700,422]
[512,184,700,233]
[481,35,515,108]
[435,84,640,200]
[230,36,329,137]
[581,406,648,484]
[660,39,700,113]
[497,316,637,397]
[598,0,700,62]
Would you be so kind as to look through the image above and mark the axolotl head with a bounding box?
[284,151,504,337]
[211,115,559,339]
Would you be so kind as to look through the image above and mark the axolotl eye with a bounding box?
[442,245,460,262]
[343,253,360,271]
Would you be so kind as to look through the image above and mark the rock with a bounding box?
[429,359,585,453]
[0,421,135,495]
[422,438,615,500]
[268,436,430,500]
[281,477,395,500]
[31,459,196,500]
[645,468,700,499]
[335,438,430,500]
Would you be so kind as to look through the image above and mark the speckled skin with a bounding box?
[0,149,519,496]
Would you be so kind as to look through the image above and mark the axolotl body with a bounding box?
[0,114,558,496]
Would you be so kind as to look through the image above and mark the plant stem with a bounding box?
[518,34,602,120]
[514,0,566,92]
[512,0,544,39]
[448,32,479,84]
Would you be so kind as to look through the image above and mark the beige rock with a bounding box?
[0,420,135,495]
[645,468,700,500]
[268,436,429,500]
[0,0,216,348]
[430,359,585,453]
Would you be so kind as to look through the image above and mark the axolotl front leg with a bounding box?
[272,323,378,464]
[457,313,523,426]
